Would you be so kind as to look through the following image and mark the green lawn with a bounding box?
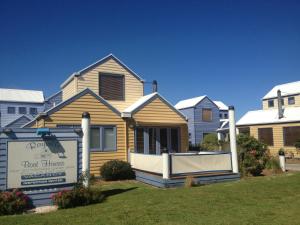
[2,173,300,225]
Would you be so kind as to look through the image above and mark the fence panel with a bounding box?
[171,153,232,174]
[130,153,163,174]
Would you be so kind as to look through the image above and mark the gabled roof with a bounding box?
[213,101,228,111]
[0,88,44,103]
[174,96,206,110]
[263,80,300,100]
[175,95,219,110]
[23,88,121,127]
[5,115,32,128]
[122,92,187,120]
[45,90,62,102]
[236,107,300,126]
[60,54,144,88]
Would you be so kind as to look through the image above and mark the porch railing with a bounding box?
[129,151,233,178]
[129,152,163,174]
[170,152,232,175]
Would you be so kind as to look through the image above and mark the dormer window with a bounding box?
[288,97,295,105]
[268,100,274,108]
[99,73,125,101]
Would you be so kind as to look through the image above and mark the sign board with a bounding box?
[7,140,78,189]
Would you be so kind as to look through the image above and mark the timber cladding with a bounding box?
[262,95,300,110]
[248,122,300,157]
[62,58,144,112]
[130,96,189,152]
[34,93,127,176]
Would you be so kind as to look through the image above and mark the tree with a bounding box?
[201,133,219,151]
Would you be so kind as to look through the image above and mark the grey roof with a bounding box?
[0,88,44,103]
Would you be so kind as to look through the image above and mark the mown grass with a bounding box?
[2,172,300,225]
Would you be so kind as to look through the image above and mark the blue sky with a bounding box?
[0,0,300,119]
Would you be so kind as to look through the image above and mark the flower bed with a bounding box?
[52,187,103,209]
[0,189,32,216]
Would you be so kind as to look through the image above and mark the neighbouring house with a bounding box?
[237,80,300,157]
[0,88,45,128]
[175,96,220,145]
[44,90,62,111]
[25,54,189,176]
[214,101,229,141]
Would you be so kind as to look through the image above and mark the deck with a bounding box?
[135,170,240,188]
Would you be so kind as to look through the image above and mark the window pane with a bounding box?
[258,128,273,146]
[136,128,144,153]
[284,126,300,146]
[149,128,157,154]
[160,128,168,152]
[19,107,27,114]
[90,128,100,149]
[288,97,295,105]
[268,100,274,107]
[239,127,250,136]
[224,113,228,119]
[99,74,124,100]
[171,128,179,153]
[30,107,38,115]
[103,127,115,150]
[7,107,15,114]
[202,109,212,122]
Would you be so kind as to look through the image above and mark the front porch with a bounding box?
[129,151,240,187]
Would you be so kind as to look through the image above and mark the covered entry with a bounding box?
[135,126,180,154]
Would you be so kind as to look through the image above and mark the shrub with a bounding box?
[295,140,300,149]
[100,160,135,181]
[52,187,103,209]
[237,134,268,176]
[200,133,220,151]
[0,189,32,215]
[265,156,281,173]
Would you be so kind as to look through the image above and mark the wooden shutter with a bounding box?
[99,74,124,100]
[284,126,300,146]
[202,109,212,122]
[258,128,274,146]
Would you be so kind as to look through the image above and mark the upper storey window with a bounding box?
[288,97,295,105]
[99,73,125,101]
[268,100,274,108]
[202,108,212,122]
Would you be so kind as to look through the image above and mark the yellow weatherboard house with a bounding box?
[237,81,300,157]
[26,54,188,176]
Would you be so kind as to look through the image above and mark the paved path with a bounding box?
[286,163,300,171]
